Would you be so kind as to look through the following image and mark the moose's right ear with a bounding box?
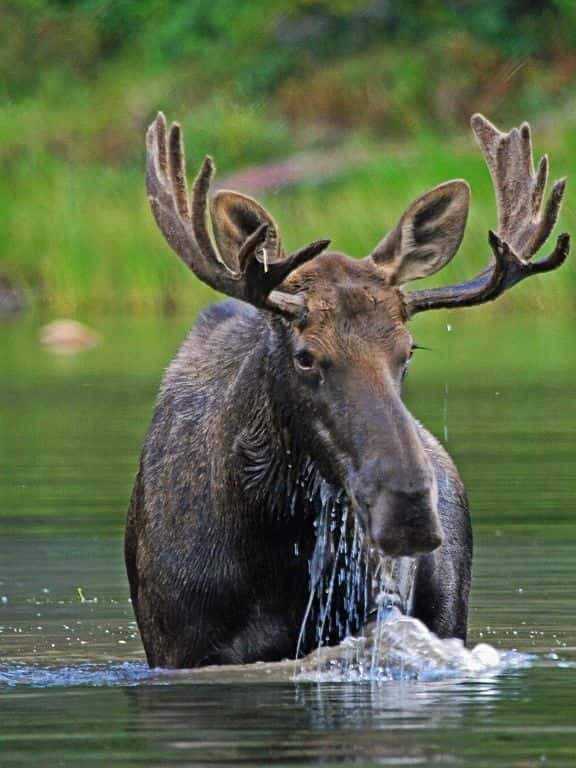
[211,190,283,271]
[370,180,470,285]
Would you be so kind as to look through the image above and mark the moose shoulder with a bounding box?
[126,114,569,669]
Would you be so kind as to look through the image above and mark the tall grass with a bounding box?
[3,119,575,315]
[2,3,576,316]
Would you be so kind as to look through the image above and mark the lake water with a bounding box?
[1,313,575,766]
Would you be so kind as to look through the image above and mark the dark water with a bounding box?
[1,314,575,766]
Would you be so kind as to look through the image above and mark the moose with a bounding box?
[126,113,569,669]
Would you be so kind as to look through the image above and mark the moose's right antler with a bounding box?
[405,114,569,315]
[146,112,330,316]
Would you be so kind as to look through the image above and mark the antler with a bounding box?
[405,114,569,315]
[146,112,330,316]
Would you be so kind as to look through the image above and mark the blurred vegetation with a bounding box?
[1,0,575,314]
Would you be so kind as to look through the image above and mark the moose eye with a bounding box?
[294,349,315,371]
[401,347,415,379]
[402,342,427,379]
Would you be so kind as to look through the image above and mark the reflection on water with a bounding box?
[1,316,575,765]
[3,671,576,766]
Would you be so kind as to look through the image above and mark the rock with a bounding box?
[39,320,100,355]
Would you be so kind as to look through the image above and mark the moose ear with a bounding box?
[370,180,470,285]
[211,190,283,271]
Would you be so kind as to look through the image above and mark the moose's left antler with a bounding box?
[405,114,569,315]
[146,112,330,317]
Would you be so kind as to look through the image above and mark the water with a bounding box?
[1,314,575,765]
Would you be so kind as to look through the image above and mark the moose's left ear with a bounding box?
[370,180,470,285]
[211,190,283,271]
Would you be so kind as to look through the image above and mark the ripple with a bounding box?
[0,661,153,688]
[0,611,536,689]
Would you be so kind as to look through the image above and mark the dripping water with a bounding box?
[294,504,512,682]
[443,382,449,443]
[291,459,510,682]
[295,479,418,676]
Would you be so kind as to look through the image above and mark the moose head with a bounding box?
[145,113,568,558]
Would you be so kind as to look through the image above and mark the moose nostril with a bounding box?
[420,529,444,553]
[372,529,443,557]
[367,486,443,557]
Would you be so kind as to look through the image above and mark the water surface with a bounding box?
[1,315,575,766]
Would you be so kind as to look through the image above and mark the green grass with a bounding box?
[2,4,576,315]
[3,118,575,316]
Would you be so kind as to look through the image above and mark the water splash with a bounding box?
[295,478,425,678]
[296,609,532,682]
[369,558,417,676]
[293,475,532,683]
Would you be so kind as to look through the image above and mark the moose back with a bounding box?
[126,113,568,668]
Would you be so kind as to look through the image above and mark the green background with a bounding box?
[1,0,575,314]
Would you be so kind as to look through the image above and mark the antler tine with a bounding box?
[405,115,569,316]
[155,111,168,174]
[405,230,569,314]
[473,113,567,260]
[168,123,191,218]
[532,154,548,218]
[146,112,330,316]
[191,154,224,268]
[241,231,331,311]
[535,177,567,253]
[266,239,332,285]
[146,113,230,288]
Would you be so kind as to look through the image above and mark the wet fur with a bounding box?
[126,298,472,668]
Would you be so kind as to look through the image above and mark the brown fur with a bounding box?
[126,251,471,668]
[125,112,567,668]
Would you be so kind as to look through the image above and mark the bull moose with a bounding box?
[126,113,569,668]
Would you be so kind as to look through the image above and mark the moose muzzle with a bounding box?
[366,485,443,557]
[350,450,444,557]
[344,375,445,557]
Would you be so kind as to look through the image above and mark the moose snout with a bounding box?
[352,462,444,557]
[367,487,444,557]
[347,395,445,557]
